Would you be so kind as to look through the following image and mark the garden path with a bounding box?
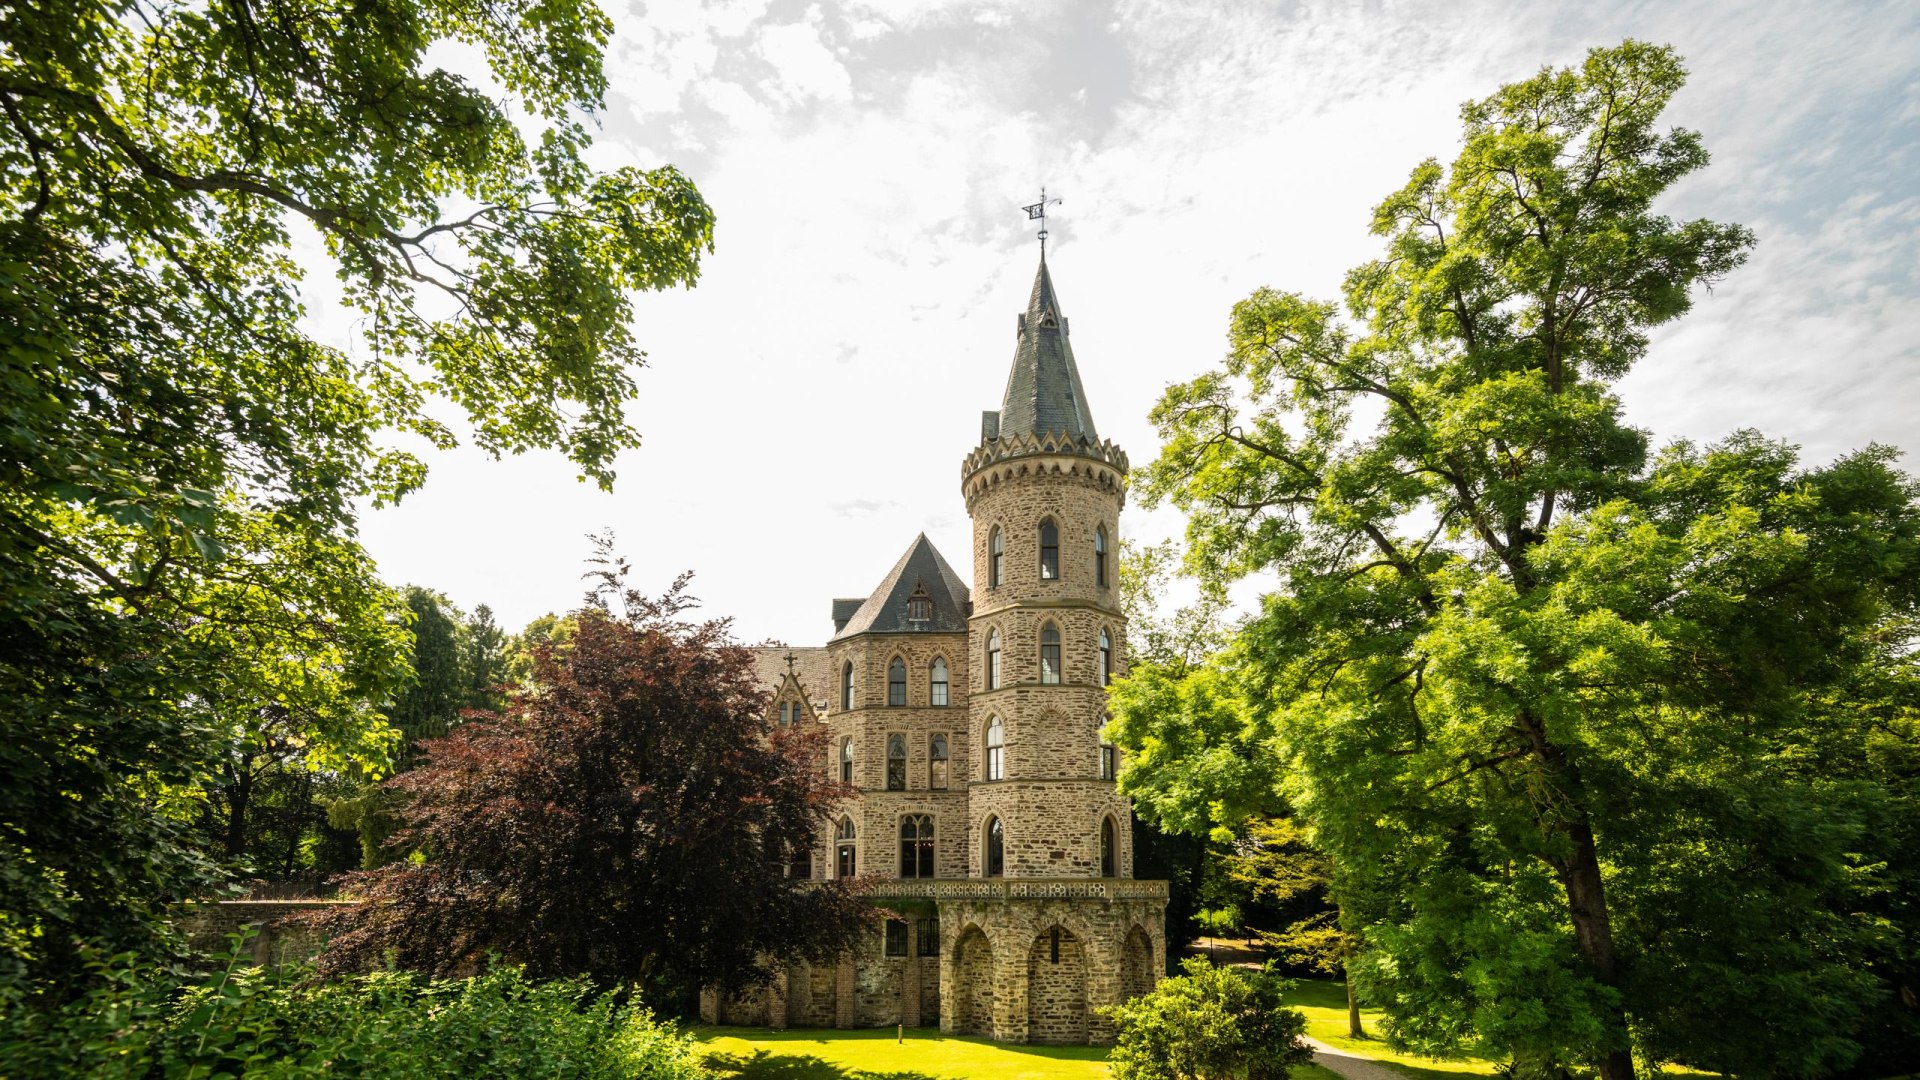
[1306,1037,1415,1080]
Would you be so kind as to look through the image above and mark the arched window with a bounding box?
[930,657,949,706]
[1095,525,1109,587]
[1099,628,1113,686]
[778,702,789,725]
[886,733,907,791]
[984,716,1004,780]
[836,817,857,878]
[986,629,1002,690]
[841,662,854,712]
[839,736,854,784]
[1038,518,1059,580]
[899,814,935,879]
[1040,622,1061,685]
[1101,817,1117,878]
[989,527,1004,587]
[888,656,906,707]
[984,816,1005,877]
[929,733,949,790]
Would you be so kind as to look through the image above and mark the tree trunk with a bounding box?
[223,756,253,858]
[1345,967,1363,1038]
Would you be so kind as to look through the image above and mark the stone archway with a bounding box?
[1026,924,1088,1043]
[1121,926,1155,1001]
[953,924,996,1036]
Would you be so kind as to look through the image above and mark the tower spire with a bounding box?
[987,254,1096,444]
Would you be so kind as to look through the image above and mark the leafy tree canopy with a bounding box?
[1114,40,1920,1079]
[1,0,711,996]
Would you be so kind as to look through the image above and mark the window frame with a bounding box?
[989,526,1004,587]
[839,736,854,784]
[841,661,854,712]
[986,629,1002,690]
[1100,742,1117,781]
[1040,622,1061,685]
[1038,518,1060,580]
[898,814,935,879]
[984,716,1005,781]
[918,917,940,956]
[884,920,908,957]
[929,733,949,790]
[1095,525,1108,587]
[930,657,949,707]
[886,732,907,791]
[984,815,1005,877]
[836,817,857,878]
[1100,816,1117,878]
[887,656,907,707]
[1099,628,1112,686]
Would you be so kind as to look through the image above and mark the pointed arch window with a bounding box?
[987,629,1002,690]
[841,662,854,712]
[984,716,1005,781]
[989,527,1004,587]
[888,656,907,707]
[840,736,854,784]
[1040,622,1061,685]
[929,733,949,790]
[1094,525,1109,587]
[1099,629,1113,686]
[984,816,1005,877]
[930,657,949,706]
[1038,518,1060,580]
[886,733,907,791]
[836,817,857,878]
[1101,817,1117,878]
[899,814,935,879]
[778,702,789,725]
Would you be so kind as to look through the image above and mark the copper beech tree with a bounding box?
[315,562,871,1003]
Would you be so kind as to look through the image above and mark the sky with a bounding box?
[345,0,1920,645]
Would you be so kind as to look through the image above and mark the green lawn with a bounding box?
[690,1025,1345,1080]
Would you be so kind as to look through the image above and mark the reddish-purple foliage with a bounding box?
[312,566,872,1002]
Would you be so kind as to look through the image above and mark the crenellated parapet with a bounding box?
[960,432,1129,512]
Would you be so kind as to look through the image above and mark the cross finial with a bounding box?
[1022,187,1063,258]
[783,649,798,674]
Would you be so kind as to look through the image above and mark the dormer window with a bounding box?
[906,580,932,624]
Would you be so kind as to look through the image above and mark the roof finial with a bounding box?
[1022,187,1062,259]
[783,649,798,674]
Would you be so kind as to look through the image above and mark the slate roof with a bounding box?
[747,645,834,712]
[991,257,1098,442]
[829,534,972,640]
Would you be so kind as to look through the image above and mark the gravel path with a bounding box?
[1304,1036,1412,1080]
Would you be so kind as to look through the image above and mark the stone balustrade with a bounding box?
[863,877,1169,903]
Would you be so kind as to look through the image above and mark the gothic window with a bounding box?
[918,917,939,956]
[1100,742,1117,781]
[906,581,932,623]
[984,816,1004,877]
[836,817,857,878]
[987,629,1002,690]
[884,920,908,956]
[839,736,853,784]
[1038,518,1060,580]
[930,657,949,706]
[989,526,1004,587]
[929,733,949,790]
[899,814,935,879]
[1095,525,1109,587]
[887,733,907,791]
[1101,817,1117,878]
[778,702,789,725]
[888,656,906,707]
[1040,622,1061,685]
[984,717,1004,780]
[841,662,854,712]
[1099,628,1113,686]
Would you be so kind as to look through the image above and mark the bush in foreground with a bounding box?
[0,942,704,1079]
[1102,957,1312,1080]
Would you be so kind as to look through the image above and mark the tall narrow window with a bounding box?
[929,734,949,790]
[989,527,1004,587]
[1101,817,1117,878]
[839,737,854,784]
[899,814,935,878]
[841,662,854,712]
[1038,518,1059,580]
[888,657,906,707]
[884,920,908,956]
[1099,629,1113,686]
[984,717,1004,780]
[1095,525,1108,587]
[886,733,907,791]
[836,817,857,877]
[984,816,1004,877]
[1100,742,1117,781]
[778,702,789,725]
[987,629,1002,690]
[919,917,940,956]
[1040,623,1061,685]
[930,658,949,706]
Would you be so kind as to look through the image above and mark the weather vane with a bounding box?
[1023,187,1063,257]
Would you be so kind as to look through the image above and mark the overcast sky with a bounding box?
[344,0,1919,644]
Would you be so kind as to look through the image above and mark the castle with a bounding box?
[700,255,1168,1044]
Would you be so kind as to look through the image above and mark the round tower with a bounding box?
[961,257,1134,881]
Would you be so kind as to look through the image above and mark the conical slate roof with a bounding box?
[994,257,1098,441]
[829,534,972,639]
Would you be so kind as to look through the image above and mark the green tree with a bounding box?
[1119,41,1919,1078]
[1102,956,1312,1080]
[463,603,512,712]
[1,0,711,997]
[1224,817,1362,1038]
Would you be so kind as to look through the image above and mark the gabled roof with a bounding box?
[991,257,1098,442]
[748,646,834,712]
[830,534,972,639]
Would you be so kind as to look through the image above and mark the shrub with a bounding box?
[0,935,705,1079]
[1102,957,1313,1080]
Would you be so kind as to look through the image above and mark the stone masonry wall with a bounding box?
[178,900,345,966]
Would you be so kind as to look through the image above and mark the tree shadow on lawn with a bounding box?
[703,1049,938,1080]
